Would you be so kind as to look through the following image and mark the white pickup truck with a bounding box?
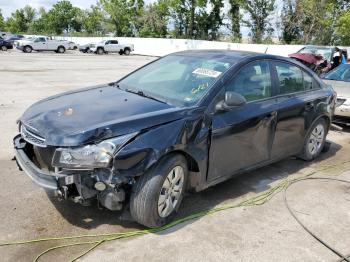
[14,36,70,53]
[89,39,134,55]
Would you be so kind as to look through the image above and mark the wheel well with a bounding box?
[58,45,65,49]
[124,47,130,51]
[164,150,199,173]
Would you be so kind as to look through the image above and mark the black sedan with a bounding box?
[0,36,13,51]
[14,50,336,227]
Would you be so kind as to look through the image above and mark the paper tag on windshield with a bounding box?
[192,68,222,78]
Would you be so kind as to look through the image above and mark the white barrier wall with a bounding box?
[55,36,306,57]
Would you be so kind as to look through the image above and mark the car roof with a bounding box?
[170,49,293,63]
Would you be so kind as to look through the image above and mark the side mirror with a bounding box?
[216,91,247,112]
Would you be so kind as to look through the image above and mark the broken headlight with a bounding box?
[52,133,137,169]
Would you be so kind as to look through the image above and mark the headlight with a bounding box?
[52,133,137,169]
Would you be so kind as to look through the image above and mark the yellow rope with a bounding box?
[1,160,349,262]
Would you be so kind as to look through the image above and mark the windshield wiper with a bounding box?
[124,88,168,104]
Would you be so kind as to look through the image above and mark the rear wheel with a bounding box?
[24,45,32,53]
[1,45,7,51]
[299,118,327,161]
[124,48,131,55]
[130,154,187,228]
[57,46,65,53]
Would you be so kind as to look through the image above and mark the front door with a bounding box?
[33,37,47,50]
[208,60,278,182]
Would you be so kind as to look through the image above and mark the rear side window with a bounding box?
[225,61,272,102]
[275,63,304,94]
[274,62,316,94]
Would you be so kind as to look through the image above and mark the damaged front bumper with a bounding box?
[13,134,126,210]
[14,135,59,190]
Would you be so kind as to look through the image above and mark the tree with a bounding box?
[228,0,243,42]
[99,0,144,36]
[243,0,275,44]
[0,9,5,31]
[46,0,82,34]
[138,0,169,37]
[336,9,350,45]
[82,5,105,35]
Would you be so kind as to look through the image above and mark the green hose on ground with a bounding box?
[1,160,350,262]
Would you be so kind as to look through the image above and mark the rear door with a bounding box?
[270,61,322,159]
[208,60,278,181]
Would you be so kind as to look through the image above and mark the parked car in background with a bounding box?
[14,50,336,228]
[0,36,13,51]
[289,46,348,75]
[78,43,94,53]
[89,39,134,55]
[323,63,350,125]
[14,36,70,53]
[5,34,24,45]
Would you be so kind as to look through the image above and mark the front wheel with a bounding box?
[1,45,7,51]
[24,45,32,53]
[130,154,187,228]
[299,118,328,161]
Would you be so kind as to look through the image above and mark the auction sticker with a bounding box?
[192,68,222,78]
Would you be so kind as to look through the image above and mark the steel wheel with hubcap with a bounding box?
[130,154,188,228]
[308,124,325,156]
[300,118,327,161]
[158,166,185,218]
[24,46,32,53]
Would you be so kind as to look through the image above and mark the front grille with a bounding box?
[336,98,346,107]
[21,125,46,147]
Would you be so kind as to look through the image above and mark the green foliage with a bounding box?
[4,5,36,33]
[228,0,243,42]
[1,0,350,45]
[0,9,5,31]
[336,9,350,45]
[243,0,275,44]
[280,0,350,45]
[138,0,169,38]
[82,5,105,35]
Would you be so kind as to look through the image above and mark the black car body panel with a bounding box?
[14,50,336,213]
[19,84,192,146]
[0,38,13,49]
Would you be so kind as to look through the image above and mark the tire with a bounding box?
[24,45,32,53]
[97,47,104,55]
[299,118,328,161]
[57,46,65,53]
[124,48,131,56]
[1,45,7,51]
[130,154,188,228]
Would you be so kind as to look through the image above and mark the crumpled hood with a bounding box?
[20,84,191,147]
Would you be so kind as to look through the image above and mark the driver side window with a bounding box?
[225,61,272,102]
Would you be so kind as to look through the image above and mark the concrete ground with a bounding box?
[0,50,350,262]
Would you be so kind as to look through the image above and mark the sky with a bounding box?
[0,0,99,18]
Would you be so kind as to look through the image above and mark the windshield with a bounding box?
[118,55,232,106]
[298,47,332,61]
[324,64,350,82]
